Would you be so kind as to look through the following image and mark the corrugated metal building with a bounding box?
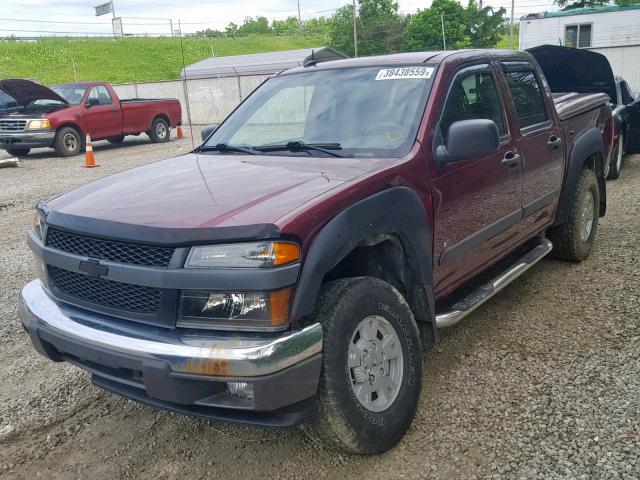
[181,47,348,80]
[520,5,640,92]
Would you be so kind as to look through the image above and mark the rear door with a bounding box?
[431,63,523,296]
[83,85,122,139]
[501,62,564,235]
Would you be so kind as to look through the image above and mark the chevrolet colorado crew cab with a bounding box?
[19,50,613,454]
[0,79,181,157]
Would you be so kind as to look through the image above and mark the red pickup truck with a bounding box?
[19,50,613,454]
[0,79,181,157]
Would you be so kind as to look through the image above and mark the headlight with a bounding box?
[178,287,293,330]
[185,241,300,268]
[33,212,46,240]
[28,119,52,129]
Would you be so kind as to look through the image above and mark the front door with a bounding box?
[501,63,564,237]
[83,85,121,140]
[430,64,523,297]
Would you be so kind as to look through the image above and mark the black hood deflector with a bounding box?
[527,45,616,102]
[0,79,68,108]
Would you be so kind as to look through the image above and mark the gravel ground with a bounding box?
[0,135,638,480]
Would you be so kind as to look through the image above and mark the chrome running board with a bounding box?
[435,238,553,328]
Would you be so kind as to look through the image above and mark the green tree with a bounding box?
[466,1,506,47]
[554,0,608,9]
[403,0,506,51]
[329,0,408,56]
[237,17,272,36]
[404,0,470,51]
[272,17,300,35]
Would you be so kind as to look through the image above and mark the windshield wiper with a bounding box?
[199,143,259,155]
[255,141,344,158]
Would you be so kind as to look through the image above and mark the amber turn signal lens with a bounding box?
[272,242,301,266]
[269,287,294,327]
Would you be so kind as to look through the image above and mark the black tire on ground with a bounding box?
[53,126,82,157]
[108,135,125,144]
[306,277,423,454]
[606,133,624,180]
[148,117,170,143]
[548,168,600,262]
[6,148,30,157]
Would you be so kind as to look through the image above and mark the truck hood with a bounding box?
[0,79,68,108]
[45,153,383,235]
[527,45,617,102]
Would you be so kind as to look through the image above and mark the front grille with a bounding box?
[49,266,162,313]
[46,229,174,267]
[0,119,27,132]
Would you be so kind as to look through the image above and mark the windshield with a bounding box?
[0,90,18,111]
[51,85,88,105]
[203,65,435,158]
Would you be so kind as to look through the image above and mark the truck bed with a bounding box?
[552,92,611,121]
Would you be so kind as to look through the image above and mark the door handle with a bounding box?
[112,109,120,113]
[547,135,562,150]
[501,151,521,169]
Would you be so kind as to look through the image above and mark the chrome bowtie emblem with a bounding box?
[78,259,108,278]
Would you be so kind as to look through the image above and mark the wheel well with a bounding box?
[321,234,435,345]
[56,123,82,138]
[151,114,170,129]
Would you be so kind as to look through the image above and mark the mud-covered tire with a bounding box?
[606,133,624,180]
[53,126,82,157]
[108,135,125,144]
[306,277,423,454]
[148,117,170,143]
[6,148,30,157]
[548,168,599,262]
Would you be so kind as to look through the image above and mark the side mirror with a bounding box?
[435,119,500,166]
[86,97,99,107]
[201,124,219,142]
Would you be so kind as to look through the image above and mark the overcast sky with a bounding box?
[1,0,558,37]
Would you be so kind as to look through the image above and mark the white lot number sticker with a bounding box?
[375,67,434,80]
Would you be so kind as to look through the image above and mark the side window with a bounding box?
[440,70,506,142]
[504,71,548,129]
[88,85,113,105]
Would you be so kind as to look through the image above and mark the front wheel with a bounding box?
[548,168,599,262]
[53,127,82,157]
[307,277,423,454]
[148,117,170,143]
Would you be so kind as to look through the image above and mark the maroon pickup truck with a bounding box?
[0,79,181,157]
[19,50,613,454]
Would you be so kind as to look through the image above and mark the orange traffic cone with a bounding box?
[83,134,99,168]
[177,126,184,139]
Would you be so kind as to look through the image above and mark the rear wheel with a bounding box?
[606,133,624,180]
[148,117,170,143]
[53,127,82,157]
[6,148,30,157]
[548,168,599,262]
[306,277,423,454]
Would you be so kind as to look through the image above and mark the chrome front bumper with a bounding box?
[19,279,323,378]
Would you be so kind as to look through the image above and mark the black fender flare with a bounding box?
[555,126,606,225]
[290,187,436,338]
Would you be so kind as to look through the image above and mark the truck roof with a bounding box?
[279,49,530,76]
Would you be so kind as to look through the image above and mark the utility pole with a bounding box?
[352,0,359,57]
[441,13,447,51]
[479,0,483,8]
[297,0,302,30]
[170,19,174,37]
[509,0,515,49]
